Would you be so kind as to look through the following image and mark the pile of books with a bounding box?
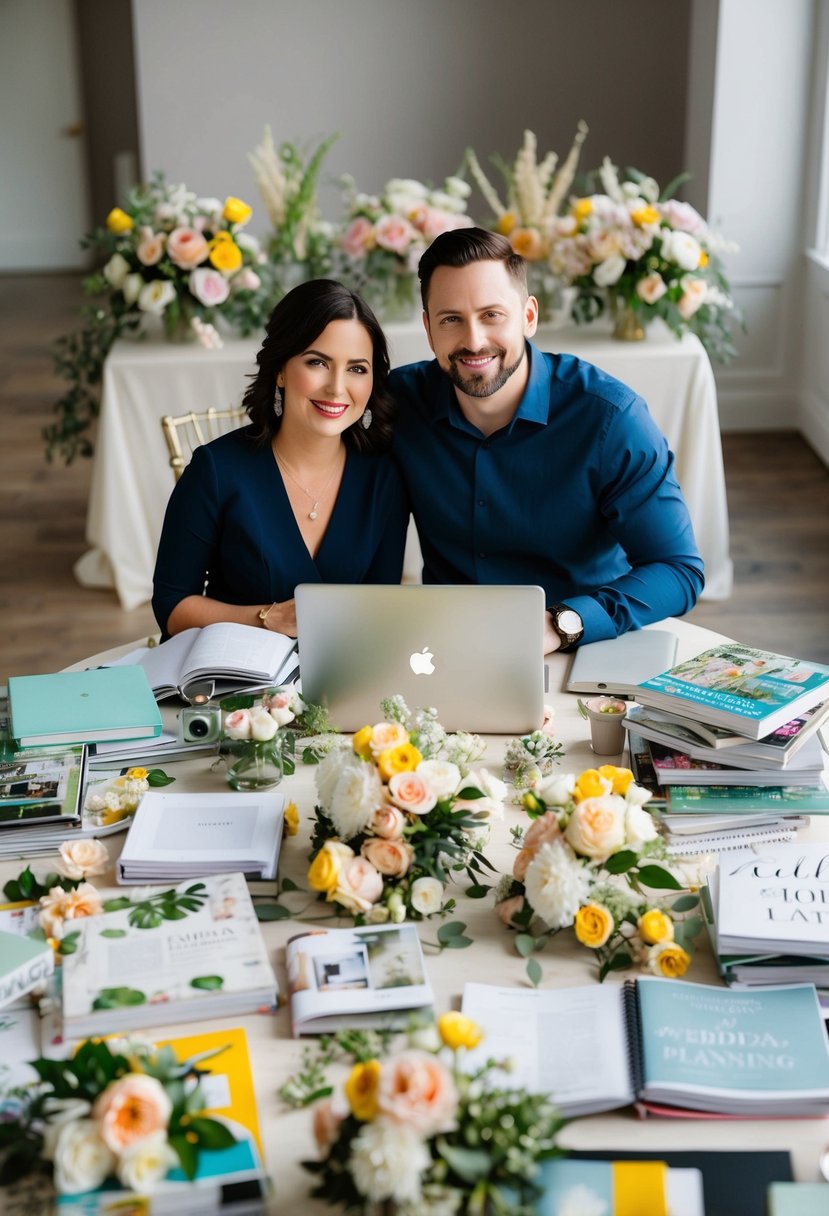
[704,840,829,999]
[625,643,829,853]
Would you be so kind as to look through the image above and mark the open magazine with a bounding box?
[286,922,433,1036]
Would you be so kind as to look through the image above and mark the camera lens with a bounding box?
[189,716,210,738]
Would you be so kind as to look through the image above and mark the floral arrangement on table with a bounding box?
[307,695,502,925]
[84,764,174,829]
[494,764,703,983]
[549,157,740,360]
[465,124,589,320]
[0,1032,238,1194]
[47,177,276,463]
[249,126,340,288]
[335,174,475,318]
[303,1011,563,1215]
[221,684,335,790]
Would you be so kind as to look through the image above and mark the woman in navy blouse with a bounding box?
[152,280,409,640]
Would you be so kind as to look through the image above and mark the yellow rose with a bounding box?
[208,237,243,273]
[283,801,299,837]
[106,207,134,233]
[648,941,690,979]
[495,211,517,236]
[638,909,675,945]
[438,1011,483,1051]
[572,197,593,221]
[125,767,148,781]
[574,903,614,949]
[630,204,659,226]
[573,769,612,802]
[377,742,422,783]
[698,249,709,268]
[352,725,374,759]
[597,765,634,796]
[222,196,253,226]
[307,840,353,894]
[509,227,545,260]
[345,1060,381,1121]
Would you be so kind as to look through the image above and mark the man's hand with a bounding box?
[544,611,562,656]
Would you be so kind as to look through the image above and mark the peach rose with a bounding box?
[361,838,414,877]
[367,721,409,756]
[510,227,545,260]
[189,267,230,307]
[378,1051,458,1135]
[496,893,526,927]
[374,214,417,255]
[341,217,375,257]
[677,275,708,319]
[334,856,384,913]
[136,228,165,266]
[313,1097,346,1153]
[39,883,103,940]
[636,272,667,305]
[564,796,626,862]
[166,226,209,269]
[93,1073,172,1152]
[55,838,109,880]
[514,811,561,881]
[369,805,406,839]
[387,771,436,816]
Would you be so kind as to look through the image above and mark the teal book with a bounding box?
[635,643,829,739]
[8,666,162,747]
[768,1182,829,1215]
[0,928,54,1009]
[664,785,829,813]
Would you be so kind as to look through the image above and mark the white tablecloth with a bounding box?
[76,320,732,612]
[39,617,824,1206]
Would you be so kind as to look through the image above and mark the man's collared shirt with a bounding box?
[390,341,705,643]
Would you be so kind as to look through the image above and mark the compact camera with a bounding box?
[179,704,223,744]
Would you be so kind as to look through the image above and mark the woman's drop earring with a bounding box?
[274,386,283,418]
[360,408,372,430]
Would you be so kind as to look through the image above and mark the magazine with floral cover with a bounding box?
[635,644,829,739]
[60,872,278,1036]
[646,736,825,786]
[0,742,88,829]
[286,922,433,1036]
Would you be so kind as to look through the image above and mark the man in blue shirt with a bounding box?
[389,228,704,653]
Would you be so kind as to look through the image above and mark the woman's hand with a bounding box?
[261,598,297,637]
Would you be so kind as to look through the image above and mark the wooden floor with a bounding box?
[1,272,828,677]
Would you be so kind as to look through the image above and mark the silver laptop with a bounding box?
[295,584,546,733]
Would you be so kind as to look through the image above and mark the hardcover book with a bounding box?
[634,644,829,740]
[767,1182,829,1215]
[461,977,829,1118]
[0,743,88,829]
[107,621,298,701]
[624,701,829,767]
[8,667,162,747]
[0,928,54,1010]
[286,922,433,1036]
[60,872,278,1036]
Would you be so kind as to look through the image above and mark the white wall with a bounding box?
[698,0,815,430]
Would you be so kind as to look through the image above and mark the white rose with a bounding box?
[103,253,130,289]
[593,254,627,287]
[231,267,261,293]
[385,178,429,200]
[350,1119,430,1204]
[523,840,591,930]
[625,782,653,807]
[660,229,702,271]
[116,1131,178,1192]
[624,803,659,850]
[536,772,575,806]
[415,759,461,800]
[137,279,176,314]
[410,876,444,916]
[250,708,279,741]
[41,1098,93,1159]
[55,838,109,880]
[122,272,144,305]
[223,708,253,740]
[329,759,384,838]
[52,1120,115,1194]
[444,176,472,199]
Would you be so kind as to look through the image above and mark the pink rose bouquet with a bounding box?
[301,1011,562,1214]
[551,157,741,360]
[494,764,702,981]
[307,696,499,923]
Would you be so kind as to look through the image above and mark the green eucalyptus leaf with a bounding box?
[464,883,490,899]
[671,894,700,913]
[636,864,683,890]
[526,957,543,987]
[255,903,292,921]
[515,933,537,958]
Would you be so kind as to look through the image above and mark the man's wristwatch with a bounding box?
[548,603,584,649]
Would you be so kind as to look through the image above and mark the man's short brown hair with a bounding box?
[418,227,528,309]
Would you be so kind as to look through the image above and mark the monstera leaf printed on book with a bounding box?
[61,872,277,1036]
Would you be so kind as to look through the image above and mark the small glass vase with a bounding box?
[226,738,284,791]
[610,294,646,342]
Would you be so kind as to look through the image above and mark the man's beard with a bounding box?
[445,345,525,398]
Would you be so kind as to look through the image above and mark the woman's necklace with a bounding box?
[274,447,343,521]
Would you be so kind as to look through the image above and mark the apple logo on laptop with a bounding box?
[409,647,435,675]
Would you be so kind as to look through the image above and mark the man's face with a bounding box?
[423,260,538,401]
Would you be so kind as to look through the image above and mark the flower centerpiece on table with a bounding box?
[248,126,340,290]
[465,123,589,320]
[221,684,333,792]
[0,1033,239,1196]
[308,696,502,923]
[550,157,740,359]
[495,764,702,983]
[304,1011,562,1214]
[46,177,275,463]
[335,174,475,319]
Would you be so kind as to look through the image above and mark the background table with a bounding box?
[32,617,824,1209]
[75,320,732,612]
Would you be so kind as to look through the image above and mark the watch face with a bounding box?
[557,609,582,635]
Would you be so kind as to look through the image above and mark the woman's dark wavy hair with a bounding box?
[243,279,395,453]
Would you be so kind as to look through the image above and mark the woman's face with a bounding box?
[277,318,373,438]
